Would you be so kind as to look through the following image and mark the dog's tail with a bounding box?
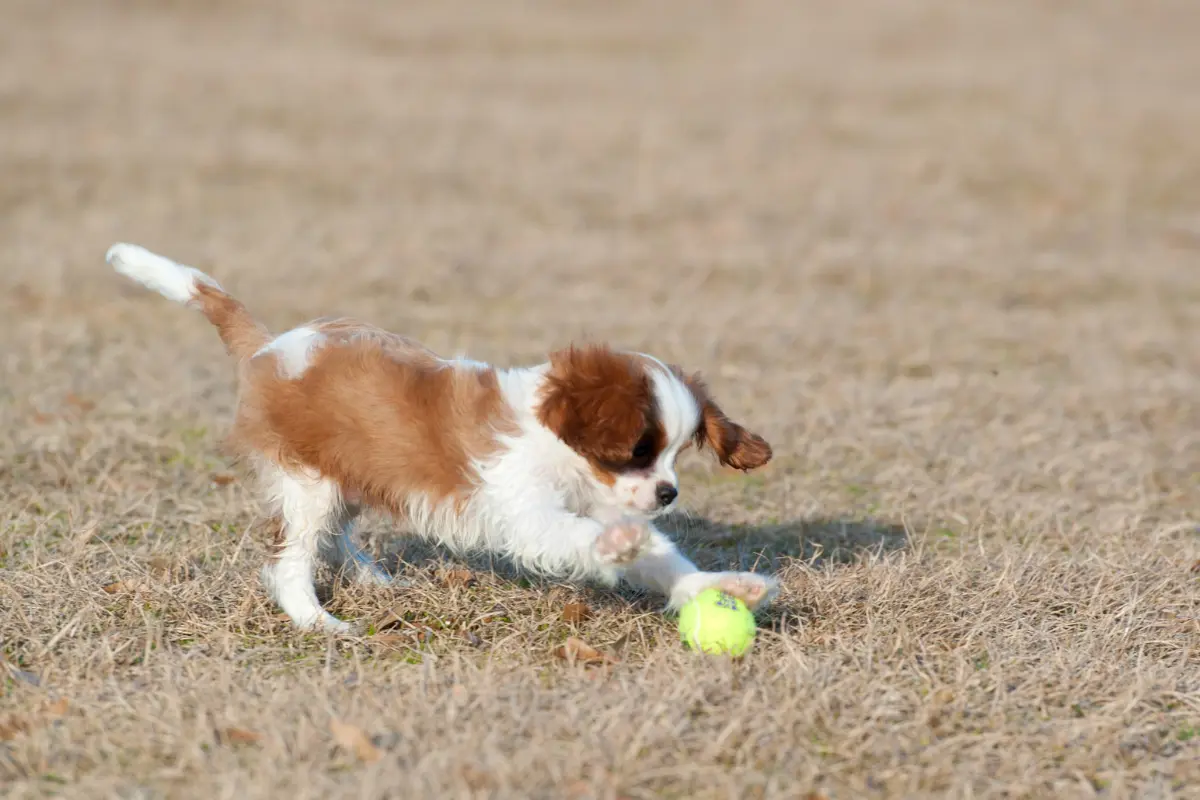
[106,243,271,362]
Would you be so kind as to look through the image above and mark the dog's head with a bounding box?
[536,345,771,518]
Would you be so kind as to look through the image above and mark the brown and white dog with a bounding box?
[108,243,778,632]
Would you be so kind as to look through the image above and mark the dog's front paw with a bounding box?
[670,571,779,612]
[715,572,778,611]
[594,519,651,565]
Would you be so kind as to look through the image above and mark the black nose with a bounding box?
[655,483,678,508]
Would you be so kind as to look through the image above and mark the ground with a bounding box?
[2,0,1199,797]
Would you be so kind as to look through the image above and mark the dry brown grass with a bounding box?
[3,0,1200,797]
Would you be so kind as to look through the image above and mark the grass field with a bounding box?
[3,0,1200,797]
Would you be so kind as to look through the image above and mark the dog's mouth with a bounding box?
[633,502,675,520]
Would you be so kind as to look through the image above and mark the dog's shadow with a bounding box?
[653,513,908,574]
[357,512,908,612]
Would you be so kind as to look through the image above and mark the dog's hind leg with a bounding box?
[259,464,351,633]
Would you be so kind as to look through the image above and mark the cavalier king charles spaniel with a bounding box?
[107,243,778,632]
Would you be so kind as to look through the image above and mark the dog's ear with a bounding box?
[536,344,655,465]
[681,371,772,471]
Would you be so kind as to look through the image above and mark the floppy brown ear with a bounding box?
[684,372,772,471]
[536,345,653,464]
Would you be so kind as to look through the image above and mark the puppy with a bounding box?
[107,243,778,632]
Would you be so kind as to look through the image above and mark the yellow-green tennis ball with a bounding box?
[678,588,757,656]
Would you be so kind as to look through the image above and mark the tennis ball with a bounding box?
[678,588,757,656]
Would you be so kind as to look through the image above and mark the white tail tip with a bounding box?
[107,242,220,304]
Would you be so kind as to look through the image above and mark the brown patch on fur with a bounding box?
[588,463,619,487]
[193,283,271,361]
[312,318,434,361]
[231,321,516,514]
[536,345,665,477]
[673,368,772,471]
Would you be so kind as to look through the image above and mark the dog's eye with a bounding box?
[630,434,655,465]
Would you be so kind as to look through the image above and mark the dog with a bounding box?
[107,243,779,632]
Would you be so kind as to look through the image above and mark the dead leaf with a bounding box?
[220,727,263,745]
[0,716,30,741]
[372,609,404,631]
[0,700,65,742]
[561,602,592,625]
[43,698,69,718]
[565,779,593,798]
[370,610,433,646]
[553,636,617,666]
[442,568,476,588]
[102,579,146,595]
[64,393,96,412]
[330,718,383,764]
[460,764,494,790]
[1191,559,1200,574]
[210,472,237,487]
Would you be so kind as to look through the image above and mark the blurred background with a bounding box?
[4,0,1198,533]
[4,0,1200,538]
